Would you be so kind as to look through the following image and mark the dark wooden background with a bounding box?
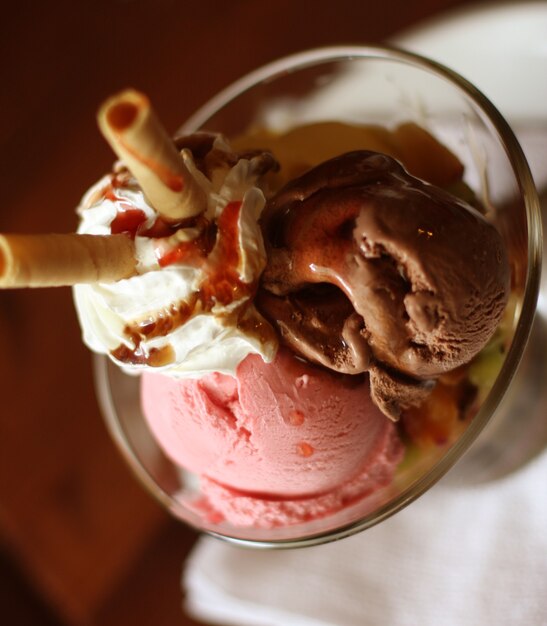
[0,1,476,624]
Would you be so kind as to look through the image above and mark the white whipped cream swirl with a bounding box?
[73,138,277,377]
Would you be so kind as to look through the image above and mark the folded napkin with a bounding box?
[184,449,547,626]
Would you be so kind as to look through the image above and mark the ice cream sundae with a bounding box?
[0,87,510,529]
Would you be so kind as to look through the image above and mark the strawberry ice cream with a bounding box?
[141,347,403,527]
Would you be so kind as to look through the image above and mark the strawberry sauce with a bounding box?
[110,200,261,366]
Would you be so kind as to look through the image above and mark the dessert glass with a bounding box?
[94,46,543,548]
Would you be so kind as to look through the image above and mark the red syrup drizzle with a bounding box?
[103,178,148,238]
[110,208,147,237]
[104,176,183,239]
[156,213,214,268]
[110,200,268,367]
[122,139,185,192]
[106,101,185,193]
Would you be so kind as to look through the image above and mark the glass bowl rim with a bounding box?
[97,44,542,549]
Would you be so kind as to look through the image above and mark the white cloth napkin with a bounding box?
[184,450,547,626]
[182,194,547,625]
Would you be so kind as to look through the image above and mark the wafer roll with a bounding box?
[98,89,206,221]
[0,233,137,288]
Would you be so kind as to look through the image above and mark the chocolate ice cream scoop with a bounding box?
[258,151,510,419]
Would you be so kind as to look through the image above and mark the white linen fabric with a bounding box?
[184,450,547,626]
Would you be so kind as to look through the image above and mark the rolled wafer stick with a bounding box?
[98,89,206,221]
[0,233,137,288]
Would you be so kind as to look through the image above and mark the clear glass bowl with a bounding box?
[94,46,542,548]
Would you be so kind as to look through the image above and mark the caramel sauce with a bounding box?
[111,200,270,366]
[111,342,175,368]
[135,296,199,341]
[236,304,278,348]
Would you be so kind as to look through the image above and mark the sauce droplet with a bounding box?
[297,442,314,457]
[289,410,305,426]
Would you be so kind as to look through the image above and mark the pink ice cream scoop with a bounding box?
[141,347,402,527]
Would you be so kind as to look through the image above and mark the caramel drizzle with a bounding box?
[111,200,270,367]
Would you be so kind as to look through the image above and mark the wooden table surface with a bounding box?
[0,1,475,624]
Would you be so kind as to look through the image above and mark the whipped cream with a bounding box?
[73,137,278,377]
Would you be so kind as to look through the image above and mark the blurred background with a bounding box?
[0,0,495,624]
